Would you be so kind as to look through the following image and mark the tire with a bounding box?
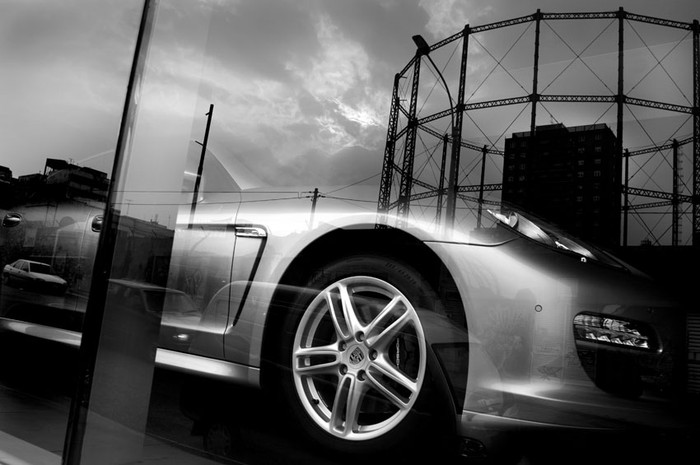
[277,255,443,458]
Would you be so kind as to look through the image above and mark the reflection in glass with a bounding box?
[0,0,142,460]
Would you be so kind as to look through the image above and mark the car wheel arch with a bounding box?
[258,227,466,443]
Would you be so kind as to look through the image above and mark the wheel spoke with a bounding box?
[325,282,363,340]
[365,296,412,351]
[325,288,351,340]
[338,282,364,335]
[368,357,418,409]
[294,343,341,375]
[329,374,366,436]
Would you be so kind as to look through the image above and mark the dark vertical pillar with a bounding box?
[445,25,469,230]
[672,139,680,246]
[530,9,541,137]
[623,149,630,246]
[477,145,488,229]
[617,7,626,247]
[377,73,402,227]
[693,20,699,246]
[62,1,158,463]
[436,134,448,225]
[397,58,422,223]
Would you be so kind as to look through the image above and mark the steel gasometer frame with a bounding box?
[376,8,699,247]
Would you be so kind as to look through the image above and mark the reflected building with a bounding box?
[502,123,620,247]
[19,158,109,205]
[0,165,12,209]
[1,159,110,296]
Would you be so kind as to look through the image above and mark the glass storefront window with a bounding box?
[1,2,698,465]
[0,0,143,461]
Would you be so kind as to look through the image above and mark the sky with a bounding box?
[0,0,698,243]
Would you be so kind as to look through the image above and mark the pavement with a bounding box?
[0,331,231,465]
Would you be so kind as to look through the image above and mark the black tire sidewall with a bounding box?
[276,254,441,457]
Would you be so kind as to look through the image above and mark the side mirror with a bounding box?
[2,213,23,228]
[91,215,104,232]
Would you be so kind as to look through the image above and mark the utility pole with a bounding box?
[309,187,321,226]
[189,103,214,229]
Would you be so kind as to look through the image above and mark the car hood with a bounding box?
[30,272,67,285]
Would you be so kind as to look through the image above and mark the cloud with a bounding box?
[286,12,386,140]
[419,0,475,39]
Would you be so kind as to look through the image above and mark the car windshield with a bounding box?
[27,262,53,274]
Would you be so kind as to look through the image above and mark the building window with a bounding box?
[594,158,601,164]
[594,146,602,153]
[576,196,583,202]
[577,147,585,154]
[577,171,584,178]
[577,159,584,166]
[594,170,601,177]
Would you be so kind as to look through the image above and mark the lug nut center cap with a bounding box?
[348,346,365,366]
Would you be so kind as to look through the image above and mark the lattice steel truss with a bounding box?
[376,8,699,246]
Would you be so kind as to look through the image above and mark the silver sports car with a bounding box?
[0,157,697,464]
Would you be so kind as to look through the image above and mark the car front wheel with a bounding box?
[277,255,441,457]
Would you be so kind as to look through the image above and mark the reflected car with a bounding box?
[1,179,698,463]
[2,259,68,295]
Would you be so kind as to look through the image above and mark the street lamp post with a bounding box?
[412,35,458,230]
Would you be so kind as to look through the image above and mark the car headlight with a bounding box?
[573,312,657,351]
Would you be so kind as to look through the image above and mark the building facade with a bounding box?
[502,123,620,247]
